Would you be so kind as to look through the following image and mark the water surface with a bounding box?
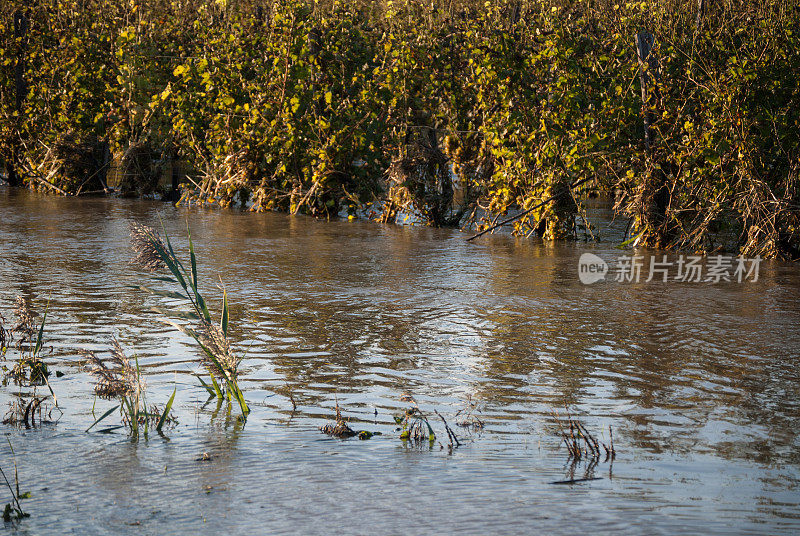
[1,188,799,534]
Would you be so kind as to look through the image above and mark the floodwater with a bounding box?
[1,187,799,535]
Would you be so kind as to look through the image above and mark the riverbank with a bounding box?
[1,0,798,259]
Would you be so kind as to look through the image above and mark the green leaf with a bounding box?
[618,229,645,248]
[150,228,189,294]
[424,419,435,441]
[209,373,223,399]
[188,227,198,291]
[33,304,48,357]
[230,383,249,416]
[221,287,229,337]
[86,405,120,432]
[97,425,125,434]
[186,226,211,323]
[197,375,217,397]
[156,388,176,432]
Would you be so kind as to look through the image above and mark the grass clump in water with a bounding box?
[319,402,356,438]
[83,340,176,437]
[395,394,435,445]
[552,408,616,462]
[1,297,57,406]
[319,398,381,440]
[130,222,249,418]
[0,440,30,523]
[2,397,59,429]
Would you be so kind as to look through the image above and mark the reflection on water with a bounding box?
[1,187,799,534]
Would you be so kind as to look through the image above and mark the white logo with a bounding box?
[578,253,609,285]
[577,253,761,284]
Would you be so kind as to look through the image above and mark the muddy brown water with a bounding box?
[1,188,799,534]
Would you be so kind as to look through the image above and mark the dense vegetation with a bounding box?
[1,0,798,258]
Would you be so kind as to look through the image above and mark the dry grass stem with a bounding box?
[83,340,140,399]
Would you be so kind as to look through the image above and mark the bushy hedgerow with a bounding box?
[1,0,797,257]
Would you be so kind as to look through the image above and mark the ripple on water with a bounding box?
[0,189,799,534]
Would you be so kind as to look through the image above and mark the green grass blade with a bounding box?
[197,376,216,397]
[618,229,645,248]
[97,425,125,434]
[209,374,223,399]
[156,220,193,297]
[195,294,210,324]
[156,388,176,432]
[230,383,250,415]
[188,224,198,292]
[122,397,133,420]
[221,288,229,337]
[86,405,120,432]
[150,235,189,291]
[33,304,48,357]
[424,419,435,441]
[160,219,178,260]
[186,226,211,323]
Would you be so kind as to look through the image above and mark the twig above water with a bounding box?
[465,177,593,241]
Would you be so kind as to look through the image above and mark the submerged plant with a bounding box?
[0,311,8,357]
[396,407,435,444]
[0,441,30,523]
[455,396,485,432]
[319,402,356,438]
[395,394,435,444]
[2,397,59,428]
[83,340,176,437]
[552,408,615,462]
[319,399,380,440]
[1,297,57,405]
[130,222,249,417]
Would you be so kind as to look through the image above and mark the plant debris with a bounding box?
[552,408,616,462]
[319,400,380,440]
[319,401,356,438]
[395,394,436,444]
[2,397,60,428]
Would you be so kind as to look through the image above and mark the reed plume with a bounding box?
[12,297,36,344]
[83,339,176,437]
[130,222,173,272]
[83,339,141,399]
[198,323,240,382]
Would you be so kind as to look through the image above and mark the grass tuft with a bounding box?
[129,222,249,417]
